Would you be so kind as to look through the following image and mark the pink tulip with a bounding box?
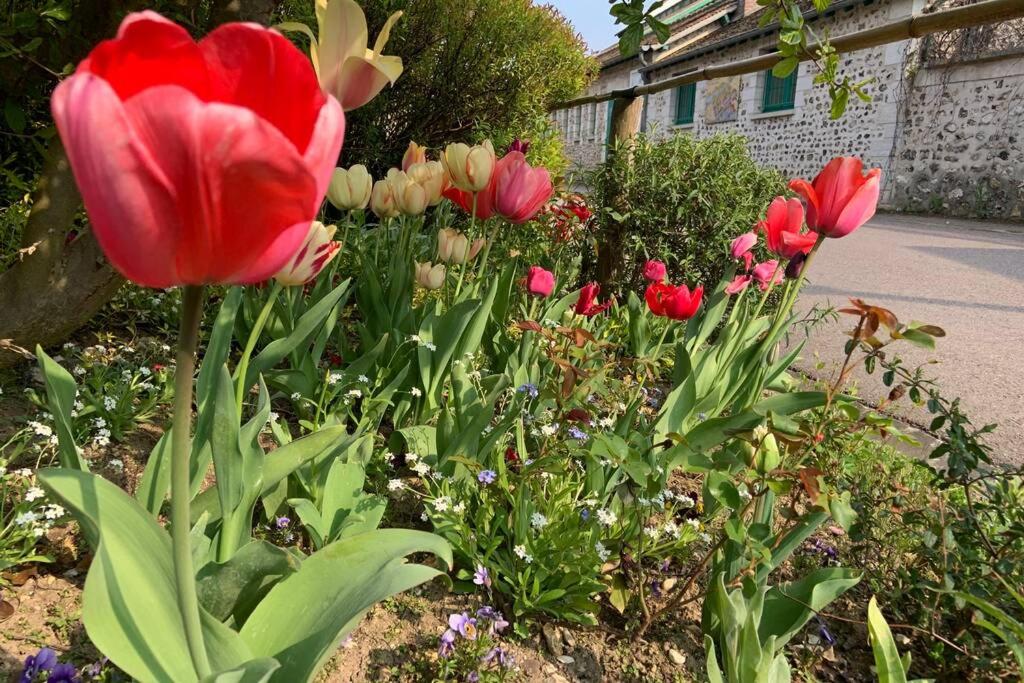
[730,232,757,259]
[643,259,667,283]
[725,275,752,295]
[51,12,344,288]
[789,157,881,239]
[525,266,555,297]
[760,197,817,258]
[752,260,783,291]
[494,152,552,224]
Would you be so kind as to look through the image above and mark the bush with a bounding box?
[586,132,787,295]
[274,0,597,176]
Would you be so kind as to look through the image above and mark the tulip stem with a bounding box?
[171,285,212,679]
[235,281,281,416]
[476,220,500,283]
[454,193,478,299]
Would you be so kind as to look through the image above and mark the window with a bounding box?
[762,65,797,113]
[674,82,696,125]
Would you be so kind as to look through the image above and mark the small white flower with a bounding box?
[16,468,32,477]
[15,511,38,526]
[616,402,627,412]
[290,392,302,400]
[28,421,53,438]
[644,525,661,540]
[108,459,124,471]
[700,532,712,544]
[738,488,752,503]
[595,541,610,561]
[596,508,617,527]
[139,366,151,377]
[540,423,559,437]
[412,461,431,476]
[424,342,437,352]
[452,502,466,514]
[530,512,548,529]
[328,372,343,385]
[513,545,533,563]
[161,344,171,352]
[346,389,362,399]
[267,412,279,424]
[410,387,423,397]
[33,527,46,538]
[387,479,404,491]
[685,519,700,530]
[44,504,65,520]
[358,374,369,383]
[599,416,615,428]
[73,366,86,376]
[420,512,429,521]
[664,521,681,539]
[94,416,107,428]
[409,334,421,344]
[25,486,45,502]
[677,496,695,509]
[433,496,451,512]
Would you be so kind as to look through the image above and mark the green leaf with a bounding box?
[760,568,860,647]
[35,346,86,470]
[618,23,643,57]
[38,468,252,682]
[4,99,26,133]
[240,529,451,682]
[201,659,280,683]
[899,328,935,350]
[830,87,850,119]
[868,596,909,683]
[196,541,302,626]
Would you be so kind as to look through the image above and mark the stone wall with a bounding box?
[556,0,1024,220]
[889,53,1024,219]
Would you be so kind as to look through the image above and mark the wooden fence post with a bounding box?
[596,94,643,290]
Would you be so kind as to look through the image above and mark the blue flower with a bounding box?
[579,508,590,521]
[477,469,497,485]
[567,425,588,441]
[274,516,291,529]
[816,617,836,646]
[476,606,509,633]
[20,648,57,683]
[516,383,539,399]
[48,663,81,683]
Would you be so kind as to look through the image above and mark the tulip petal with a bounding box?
[201,22,329,154]
[831,169,881,238]
[301,95,345,205]
[788,177,819,228]
[318,0,369,73]
[121,85,319,285]
[78,11,211,100]
[816,157,864,229]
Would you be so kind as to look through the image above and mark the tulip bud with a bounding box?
[327,165,373,211]
[414,261,446,289]
[274,221,340,286]
[785,252,807,279]
[402,141,428,171]
[437,228,482,264]
[441,140,496,193]
[386,168,428,216]
[756,433,781,474]
[525,265,555,297]
[507,138,530,155]
[370,178,400,218]
[642,259,667,283]
[407,161,448,206]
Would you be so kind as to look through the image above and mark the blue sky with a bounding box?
[544,0,619,52]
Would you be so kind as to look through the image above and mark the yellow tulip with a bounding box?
[314,0,404,111]
[402,141,428,171]
[386,168,429,216]
[441,140,495,193]
[407,161,448,206]
[414,261,446,290]
[327,165,373,211]
[370,178,400,218]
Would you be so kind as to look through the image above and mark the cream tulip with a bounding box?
[274,221,340,286]
[370,178,400,218]
[402,141,428,171]
[407,161,448,206]
[327,165,373,211]
[386,168,429,216]
[441,140,496,193]
[437,227,484,264]
[414,261,446,290]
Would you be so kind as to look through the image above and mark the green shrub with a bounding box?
[585,132,787,295]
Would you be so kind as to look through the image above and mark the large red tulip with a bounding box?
[760,197,816,258]
[789,157,880,239]
[443,181,497,220]
[645,282,703,320]
[494,152,552,224]
[51,12,344,288]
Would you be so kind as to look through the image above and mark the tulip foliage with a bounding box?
[24,2,925,680]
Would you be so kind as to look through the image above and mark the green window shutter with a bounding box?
[674,82,696,125]
[762,67,797,112]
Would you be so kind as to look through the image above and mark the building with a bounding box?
[555,0,1024,220]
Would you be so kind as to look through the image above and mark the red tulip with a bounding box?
[643,259,667,283]
[759,196,816,258]
[495,152,552,224]
[789,157,881,239]
[574,282,611,317]
[525,266,555,297]
[51,12,344,288]
[443,177,497,220]
[752,260,783,291]
[646,282,703,320]
[730,232,757,259]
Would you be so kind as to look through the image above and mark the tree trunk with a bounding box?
[596,94,643,291]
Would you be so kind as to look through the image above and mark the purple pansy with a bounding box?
[20,648,57,683]
[473,564,491,588]
[477,469,497,485]
[449,612,478,640]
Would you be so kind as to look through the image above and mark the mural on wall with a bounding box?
[704,76,742,124]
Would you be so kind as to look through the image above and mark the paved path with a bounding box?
[793,213,1024,466]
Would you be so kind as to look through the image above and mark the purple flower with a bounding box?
[48,663,81,683]
[438,628,457,657]
[20,648,57,683]
[476,606,509,633]
[580,508,590,521]
[473,564,491,588]
[449,612,478,639]
[516,383,539,399]
[816,617,836,646]
[466,672,480,683]
[274,516,290,529]
[482,646,513,667]
[567,425,588,441]
[478,469,497,485]
[507,138,530,155]
[82,658,107,679]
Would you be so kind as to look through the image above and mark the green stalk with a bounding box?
[475,219,501,285]
[235,281,281,416]
[453,193,478,299]
[764,234,826,342]
[171,285,212,678]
